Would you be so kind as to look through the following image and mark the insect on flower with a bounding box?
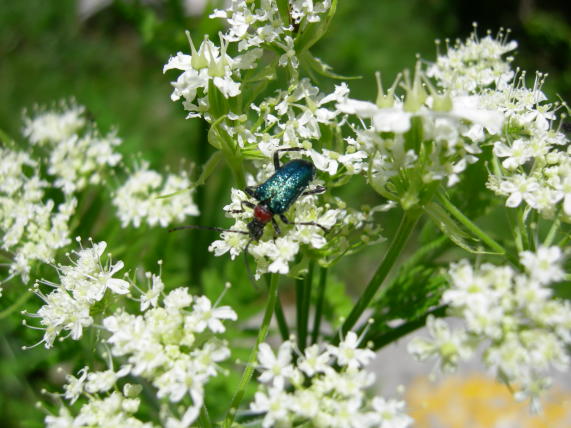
[171,148,328,275]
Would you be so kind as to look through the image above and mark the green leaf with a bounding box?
[276,0,291,26]
[323,276,353,328]
[300,50,360,80]
[207,79,229,119]
[195,151,224,187]
[424,201,495,254]
[365,236,451,347]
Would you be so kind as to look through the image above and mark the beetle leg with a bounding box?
[301,185,326,196]
[245,186,258,199]
[226,200,256,214]
[279,214,329,233]
[271,217,282,238]
[273,147,304,170]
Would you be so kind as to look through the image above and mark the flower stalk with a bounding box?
[224,273,280,428]
[311,266,328,344]
[437,191,519,266]
[336,212,420,341]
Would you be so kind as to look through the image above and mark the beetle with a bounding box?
[171,148,328,241]
[232,147,328,240]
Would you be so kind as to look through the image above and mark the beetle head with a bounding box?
[247,219,266,241]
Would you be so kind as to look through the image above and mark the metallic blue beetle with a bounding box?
[231,148,327,241]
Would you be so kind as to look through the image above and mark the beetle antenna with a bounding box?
[169,225,249,235]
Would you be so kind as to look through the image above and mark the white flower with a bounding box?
[310,148,367,176]
[251,332,404,427]
[85,367,129,393]
[35,288,93,345]
[164,287,193,310]
[186,295,237,333]
[25,240,129,348]
[210,183,364,277]
[21,102,122,194]
[164,34,249,118]
[140,273,165,311]
[104,285,234,412]
[370,397,413,428]
[113,163,199,228]
[48,132,122,194]
[407,315,473,373]
[164,405,200,428]
[49,391,152,428]
[23,102,86,145]
[498,174,540,207]
[256,341,294,389]
[328,331,376,370]
[290,0,332,23]
[266,237,300,274]
[1,147,76,283]
[63,367,89,404]
[413,252,571,410]
[154,359,207,403]
[298,344,331,376]
[494,139,533,169]
[443,260,512,312]
[520,246,565,285]
[45,407,75,428]
[251,387,294,428]
[427,31,517,94]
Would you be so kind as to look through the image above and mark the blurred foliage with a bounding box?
[1,0,570,426]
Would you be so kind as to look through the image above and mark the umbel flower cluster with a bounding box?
[37,241,236,427]
[251,335,412,428]
[24,239,129,349]
[0,102,199,286]
[408,246,570,412]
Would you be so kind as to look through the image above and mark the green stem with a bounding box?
[544,217,561,247]
[298,260,314,351]
[228,158,246,189]
[0,290,33,320]
[505,204,523,253]
[311,267,328,344]
[224,274,279,427]
[295,276,303,345]
[271,282,290,341]
[437,193,518,265]
[528,209,538,252]
[198,404,212,428]
[518,207,531,251]
[369,305,448,350]
[336,212,419,341]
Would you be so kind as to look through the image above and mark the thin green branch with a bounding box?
[369,305,448,350]
[295,276,303,345]
[335,212,419,342]
[298,260,314,351]
[198,404,212,428]
[311,267,328,344]
[223,274,280,427]
[0,290,33,320]
[544,217,561,247]
[437,192,519,266]
[274,291,290,341]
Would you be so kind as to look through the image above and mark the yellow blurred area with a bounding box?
[406,374,571,428]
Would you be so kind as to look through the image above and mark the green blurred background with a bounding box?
[1,0,570,426]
